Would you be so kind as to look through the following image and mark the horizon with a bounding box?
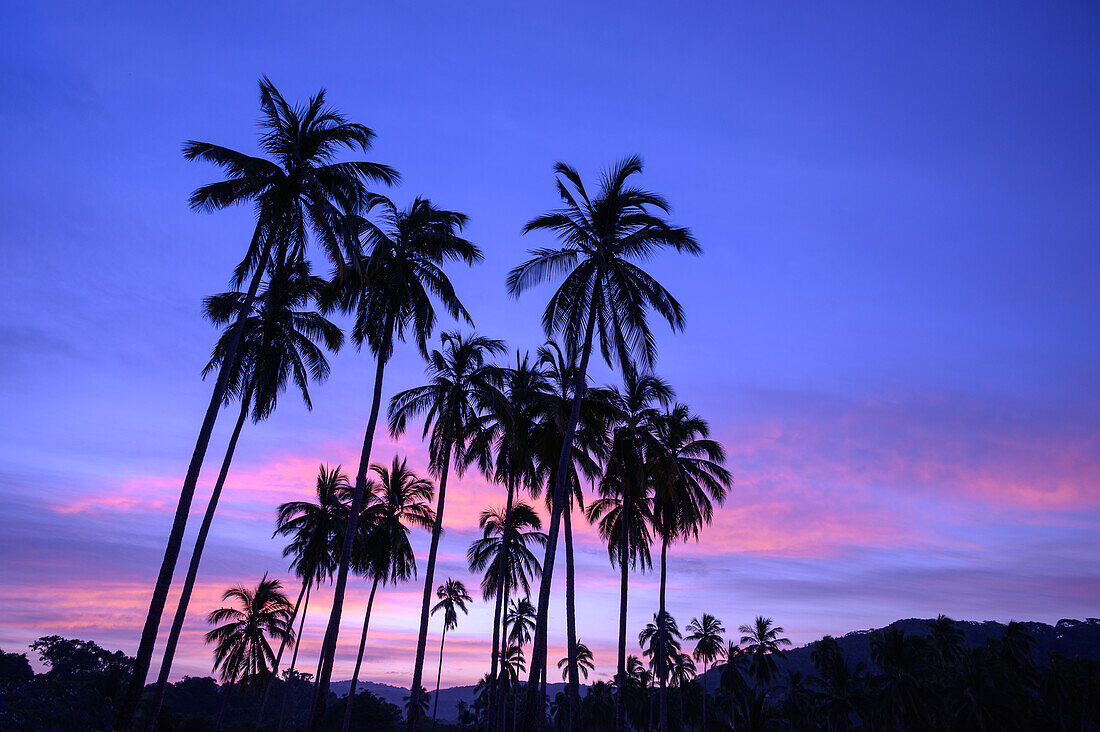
[2,0,1098,698]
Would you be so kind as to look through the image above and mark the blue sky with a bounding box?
[1,1,1097,685]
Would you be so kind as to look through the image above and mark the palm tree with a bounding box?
[588,363,670,731]
[686,613,726,728]
[508,156,700,729]
[669,653,697,730]
[640,612,682,684]
[405,686,431,724]
[466,502,547,710]
[650,404,730,731]
[929,614,965,669]
[466,352,547,728]
[532,341,612,727]
[506,598,537,732]
[310,198,479,730]
[739,617,791,687]
[204,575,295,731]
[120,79,395,731]
[392,332,505,724]
[147,257,343,728]
[430,579,472,726]
[341,457,435,732]
[260,465,352,731]
[558,641,595,682]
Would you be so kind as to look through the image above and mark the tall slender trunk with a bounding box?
[657,534,669,732]
[250,580,307,732]
[487,584,506,732]
[307,327,392,732]
[563,500,580,731]
[117,235,271,731]
[496,574,513,732]
[615,510,629,732]
[431,626,447,728]
[341,576,380,732]
[679,681,684,731]
[489,481,517,731]
[145,387,254,730]
[276,581,311,732]
[406,445,453,730]
[521,302,598,730]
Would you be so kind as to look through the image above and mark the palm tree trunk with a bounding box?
[563,500,580,731]
[702,660,708,731]
[341,576,380,732]
[489,480,517,731]
[657,534,669,732]
[487,585,506,732]
[117,235,271,731]
[215,681,234,732]
[496,576,513,732]
[521,302,598,730]
[145,387,254,730]
[615,511,629,732]
[276,581,311,732]
[406,444,453,731]
[252,579,308,731]
[431,626,447,728]
[307,325,392,732]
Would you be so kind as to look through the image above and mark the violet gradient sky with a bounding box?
[1,1,1098,687]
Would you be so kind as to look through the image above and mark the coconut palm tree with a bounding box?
[342,457,435,732]
[430,579,472,726]
[508,156,700,729]
[558,641,595,682]
[466,502,547,709]
[309,198,480,730]
[120,79,396,731]
[739,617,791,687]
[532,341,613,727]
[669,653,697,730]
[465,352,547,728]
[640,612,682,684]
[928,614,965,669]
[405,686,431,724]
[588,363,670,731]
[650,404,730,731]
[204,575,295,731]
[686,613,726,727]
[506,598,537,732]
[147,257,343,729]
[393,332,505,723]
[262,465,352,731]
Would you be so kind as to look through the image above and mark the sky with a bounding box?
[1,1,1098,688]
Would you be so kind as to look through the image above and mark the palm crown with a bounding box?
[274,465,353,586]
[507,155,700,368]
[353,456,435,584]
[466,503,547,600]
[204,575,295,688]
[432,579,472,633]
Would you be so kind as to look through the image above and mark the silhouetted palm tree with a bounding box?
[404,685,430,724]
[533,340,613,726]
[650,404,730,730]
[589,363,670,731]
[392,332,504,723]
[558,641,595,682]
[148,258,342,727]
[266,465,352,731]
[929,614,966,669]
[687,613,726,726]
[430,579,472,726]
[205,575,295,731]
[121,79,395,731]
[466,352,547,728]
[342,457,435,732]
[739,617,791,687]
[508,156,700,728]
[669,653,696,730]
[640,612,682,684]
[310,197,479,730]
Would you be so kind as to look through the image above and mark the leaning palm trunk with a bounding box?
[657,534,669,732]
[431,625,448,728]
[406,444,453,727]
[118,236,272,731]
[488,481,517,731]
[145,385,255,730]
[615,511,629,732]
[340,576,380,732]
[274,581,311,732]
[307,327,392,731]
[521,304,598,730]
[563,501,580,731]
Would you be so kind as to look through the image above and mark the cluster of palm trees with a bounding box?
[115,76,728,732]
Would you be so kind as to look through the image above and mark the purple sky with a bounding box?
[1,1,1098,687]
